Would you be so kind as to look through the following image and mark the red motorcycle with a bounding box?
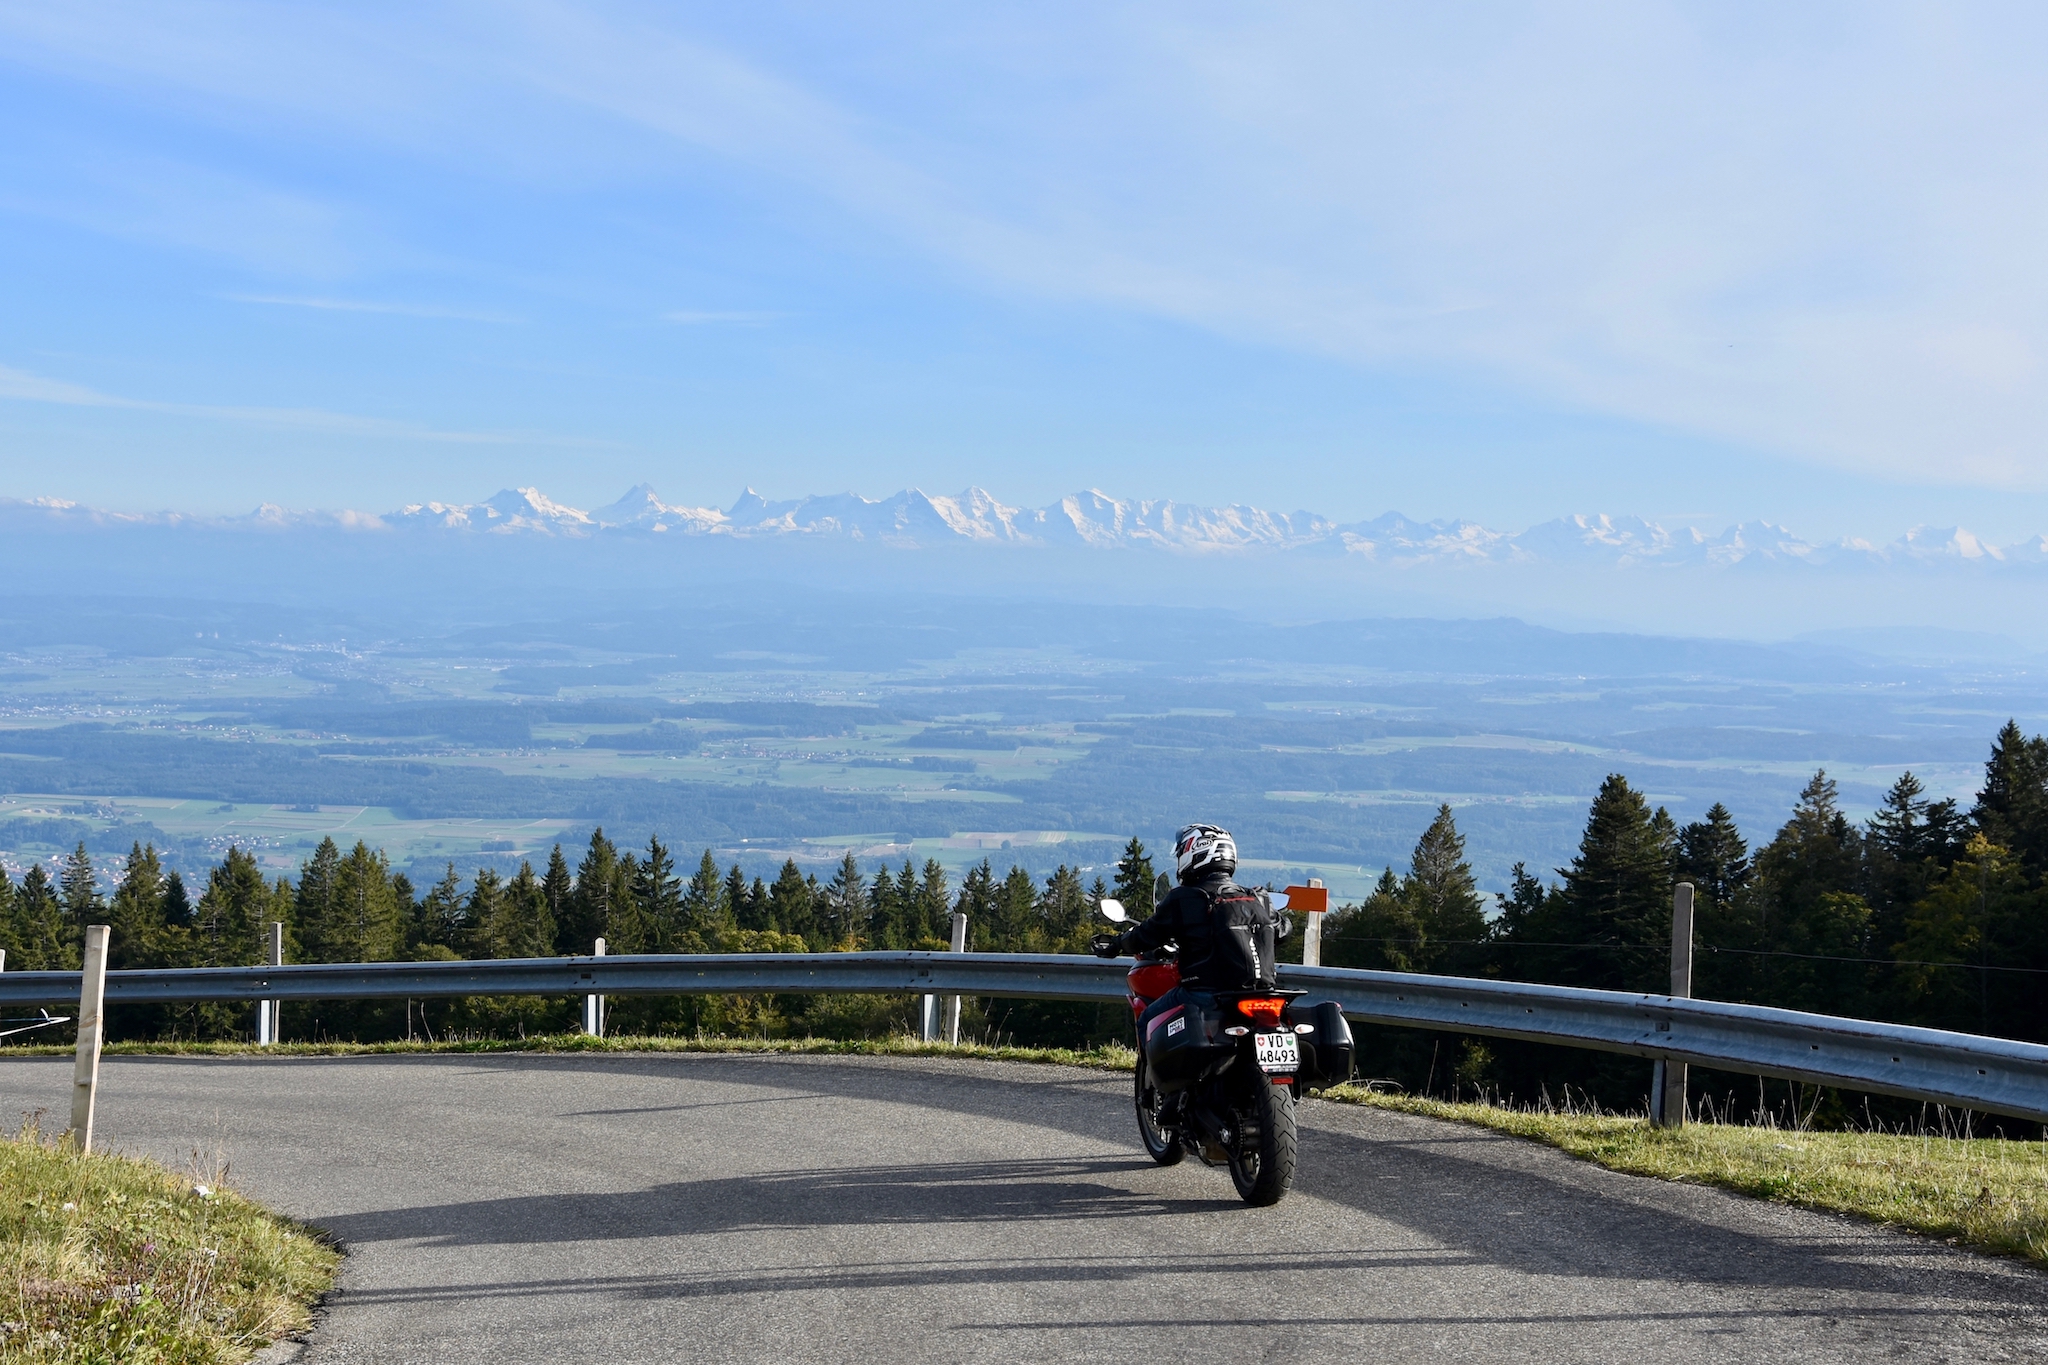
[1098,897,1353,1206]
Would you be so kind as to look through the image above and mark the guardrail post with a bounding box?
[584,937,607,1037]
[256,921,283,1046]
[1653,883,1696,1128]
[68,925,110,1152]
[944,912,967,1045]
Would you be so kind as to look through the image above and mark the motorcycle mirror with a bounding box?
[1098,897,1127,923]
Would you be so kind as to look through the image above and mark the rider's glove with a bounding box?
[1089,932,1123,959]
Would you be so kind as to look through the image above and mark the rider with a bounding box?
[1094,823,1283,990]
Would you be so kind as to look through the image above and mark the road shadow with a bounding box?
[316,1154,1232,1249]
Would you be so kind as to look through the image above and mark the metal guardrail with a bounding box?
[3,951,2044,1123]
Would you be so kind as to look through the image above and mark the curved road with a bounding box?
[4,1052,2046,1363]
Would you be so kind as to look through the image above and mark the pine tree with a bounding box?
[1040,864,1090,954]
[541,844,575,943]
[950,860,996,950]
[324,842,403,963]
[865,862,906,949]
[193,848,275,968]
[989,864,1039,952]
[768,860,815,945]
[607,852,647,953]
[293,838,344,960]
[635,836,682,951]
[1403,805,1487,972]
[680,850,727,947]
[108,842,175,970]
[724,863,752,931]
[486,862,556,959]
[466,868,504,956]
[10,864,73,970]
[161,870,192,936]
[1530,774,1674,991]
[1864,774,1952,980]
[917,860,951,944]
[1751,770,1870,1013]
[405,863,460,955]
[1495,863,1547,943]
[819,854,865,949]
[1973,721,2048,872]
[1113,838,1157,917]
[560,829,619,955]
[60,843,99,943]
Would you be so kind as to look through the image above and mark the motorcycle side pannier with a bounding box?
[1292,1000,1354,1091]
[1143,996,1227,1094]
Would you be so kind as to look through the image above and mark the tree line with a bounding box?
[0,826,1148,1043]
[6,721,2048,1079]
[1318,720,2048,1117]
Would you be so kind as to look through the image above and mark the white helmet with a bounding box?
[1174,824,1237,883]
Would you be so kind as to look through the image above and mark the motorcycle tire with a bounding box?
[1133,1052,1184,1166]
[1227,1076,1296,1206]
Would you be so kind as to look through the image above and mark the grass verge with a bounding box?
[1322,1085,2048,1267]
[1,1121,340,1364]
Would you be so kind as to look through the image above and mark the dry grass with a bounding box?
[1322,1085,2048,1266]
[0,1118,339,1364]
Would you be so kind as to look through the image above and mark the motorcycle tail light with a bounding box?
[1236,997,1285,1028]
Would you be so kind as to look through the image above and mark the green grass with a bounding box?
[0,1121,339,1364]
[1322,1086,2048,1267]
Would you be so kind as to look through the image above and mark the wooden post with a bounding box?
[944,912,967,1046]
[257,921,283,1046]
[584,937,607,1037]
[69,925,110,1152]
[1301,878,1326,968]
[1654,883,1695,1128]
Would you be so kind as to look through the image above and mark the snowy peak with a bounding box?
[1,487,2042,573]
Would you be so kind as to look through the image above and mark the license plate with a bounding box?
[1254,1030,1299,1073]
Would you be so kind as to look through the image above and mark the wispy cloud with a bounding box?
[229,295,521,324]
[5,4,2048,492]
[0,362,515,444]
[660,309,783,325]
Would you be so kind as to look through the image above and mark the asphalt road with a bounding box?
[4,1052,2046,1363]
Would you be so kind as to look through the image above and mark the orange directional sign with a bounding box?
[1282,884,1329,913]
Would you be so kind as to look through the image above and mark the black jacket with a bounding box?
[1118,874,1280,989]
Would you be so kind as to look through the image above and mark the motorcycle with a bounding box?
[1094,894,1354,1207]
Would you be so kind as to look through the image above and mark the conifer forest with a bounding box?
[9,717,2048,1125]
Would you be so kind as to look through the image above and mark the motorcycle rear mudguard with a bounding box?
[1289,999,1355,1090]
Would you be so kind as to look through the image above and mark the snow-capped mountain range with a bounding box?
[8,485,2047,570]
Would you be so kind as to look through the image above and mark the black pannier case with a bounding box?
[1143,996,1228,1093]
[1292,1000,1355,1090]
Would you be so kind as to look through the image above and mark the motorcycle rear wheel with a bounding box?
[1133,1053,1184,1165]
[1227,1076,1296,1206]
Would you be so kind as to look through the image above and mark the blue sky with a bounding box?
[3,2,2047,541]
